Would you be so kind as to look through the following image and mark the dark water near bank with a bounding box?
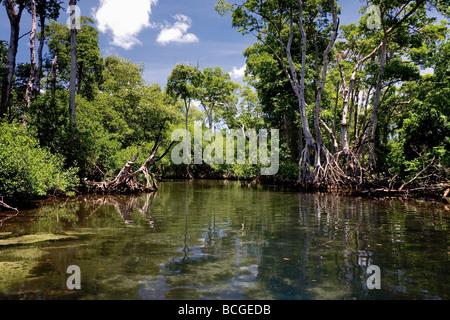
[0,180,449,300]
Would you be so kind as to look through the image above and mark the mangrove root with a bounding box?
[87,138,174,194]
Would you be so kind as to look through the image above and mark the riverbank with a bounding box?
[1,174,449,213]
[162,169,450,203]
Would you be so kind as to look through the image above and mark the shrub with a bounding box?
[0,122,78,199]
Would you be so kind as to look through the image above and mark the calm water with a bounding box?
[0,180,449,300]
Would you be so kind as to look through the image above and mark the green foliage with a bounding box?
[222,84,264,132]
[74,57,179,180]
[21,54,180,183]
[196,67,237,128]
[46,16,103,100]
[2,0,449,198]
[278,161,299,179]
[0,122,78,199]
[166,64,202,105]
[31,202,79,235]
[26,91,70,154]
[402,107,449,160]
[383,49,450,185]
[0,40,7,88]
[33,0,62,22]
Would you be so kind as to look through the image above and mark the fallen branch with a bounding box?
[87,117,176,194]
[0,200,19,212]
[444,188,450,198]
[88,142,174,194]
[398,157,435,191]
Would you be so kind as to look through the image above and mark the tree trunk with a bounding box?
[295,0,341,186]
[184,98,193,178]
[0,1,26,119]
[359,86,372,140]
[261,3,314,178]
[339,36,386,155]
[69,0,77,124]
[24,0,37,114]
[207,110,213,130]
[283,113,299,162]
[51,55,57,95]
[77,61,83,95]
[339,62,363,154]
[347,87,355,143]
[35,14,45,94]
[312,1,338,168]
[366,41,387,170]
[295,3,315,150]
[352,2,424,173]
[353,87,360,141]
[331,82,339,153]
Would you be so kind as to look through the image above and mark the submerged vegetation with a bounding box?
[0,0,449,206]
[0,181,449,299]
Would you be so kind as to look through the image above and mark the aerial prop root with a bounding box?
[298,144,351,188]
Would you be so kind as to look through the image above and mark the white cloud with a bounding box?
[156,14,199,45]
[229,64,246,80]
[93,0,158,50]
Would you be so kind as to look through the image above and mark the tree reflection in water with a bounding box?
[0,180,448,300]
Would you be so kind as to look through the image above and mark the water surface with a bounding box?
[0,180,449,300]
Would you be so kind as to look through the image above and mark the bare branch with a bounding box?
[399,156,436,191]
[0,200,19,212]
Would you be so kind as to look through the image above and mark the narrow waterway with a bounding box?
[0,180,448,300]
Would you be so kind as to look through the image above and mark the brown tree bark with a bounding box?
[354,0,426,171]
[367,42,387,170]
[311,0,339,169]
[0,1,27,119]
[24,0,37,113]
[51,55,57,95]
[69,0,77,124]
[294,0,341,186]
[35,14,45,94]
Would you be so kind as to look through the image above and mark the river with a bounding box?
[0,180,449,300]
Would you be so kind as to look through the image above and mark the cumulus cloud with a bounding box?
[93,0,158,50]
[229,64,246,80]
[156,14,199,45]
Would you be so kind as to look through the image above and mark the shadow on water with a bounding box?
[0,179,449,300]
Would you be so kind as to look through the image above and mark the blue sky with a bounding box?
[89,0,259,86]
[0,0,413,88]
